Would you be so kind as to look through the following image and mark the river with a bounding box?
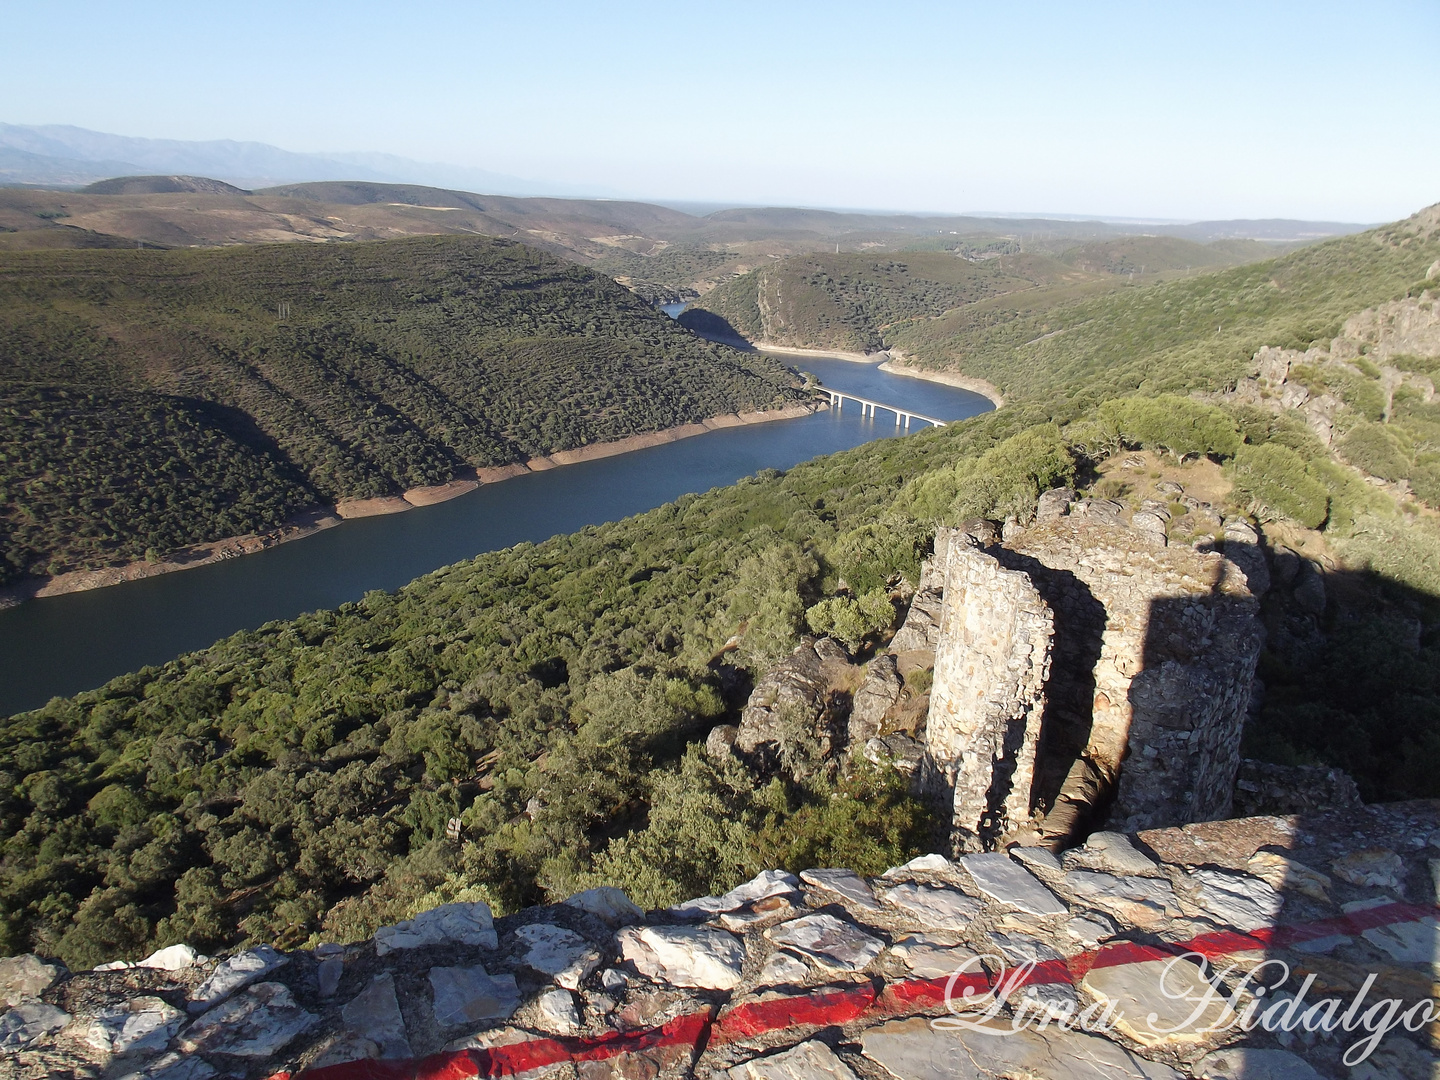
[0,356,991,715]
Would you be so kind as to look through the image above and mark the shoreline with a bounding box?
[0,402,819,608]
[746,338,1005,409]
[878,351,1005,408]
[752,341,889,365]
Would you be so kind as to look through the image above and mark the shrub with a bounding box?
[1339,422,1413,483]
[902,424,1075,522]
[805,588,896,651]
[1228,444,1329,528]
[831,514,932,593]
[1098,395,1242,460]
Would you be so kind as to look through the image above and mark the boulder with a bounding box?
[848,653,902,745]
[735,639,851,765]
[0,953,60,1007]
[1035,486,1074,523]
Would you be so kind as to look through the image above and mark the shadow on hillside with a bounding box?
[675,308,756,350]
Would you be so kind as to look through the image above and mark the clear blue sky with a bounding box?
[4,0,1437,221]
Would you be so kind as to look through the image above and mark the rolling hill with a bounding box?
[0,234,802,586]
[0,203,1437,968]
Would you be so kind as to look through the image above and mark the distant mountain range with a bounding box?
[0,123,587,196]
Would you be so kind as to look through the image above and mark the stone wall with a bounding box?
[7,800,1440,1080]
[924,534,1053,853]
[923,519,1262,850]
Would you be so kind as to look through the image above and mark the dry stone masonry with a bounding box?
[6,800,1440,1080]
[922,518,1262,850]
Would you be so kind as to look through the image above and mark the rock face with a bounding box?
[847,652,902,745]
[735,637,852,767]
[924,534,1054,852]
[921,519,1262,849]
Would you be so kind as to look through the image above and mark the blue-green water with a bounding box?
[0,357,990,715]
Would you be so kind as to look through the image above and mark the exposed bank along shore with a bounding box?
[754,341,1005,409]
[0,404,818,610]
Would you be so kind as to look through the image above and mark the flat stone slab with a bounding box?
[960,852,1068,916]
[766,913,884,973]
[617,925,746,990]
[535,988,580,1035]
[1061,832,1160,874]
[0,953,60,1006]
[180,981,317,1058]
[187,944,288,1014]
[1063,871,1178,928]
[1188,868,1285,931]
[340,972,410,1059]
[879,882,982,930]
[755,950,811,987]
[882,853,954,878]
[1082,950,1236,1047]
[373,901,497,955]
[562,886,643,926]
[672,870,799,918]
[860,1014,1182,1080]
[116,1050,218,1080]
[800,868,882,911]
[889,933,979,979]
[1331,848,1405,889]
[428,964,521,1028]
[84,995,185,1055]
[1360,915,1440,965]
[729,1038,861,1080]
[513,923,603,989]
[0,1000,69,1050]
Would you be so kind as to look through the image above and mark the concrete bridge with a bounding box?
[822,388,947,428]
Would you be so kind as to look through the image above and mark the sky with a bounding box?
[4,0,1437,222]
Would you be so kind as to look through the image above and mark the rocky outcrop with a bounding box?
[7,799,1440,1080]
[847,653,902,745]
[920,518,1262,851]
[734,637,852,770]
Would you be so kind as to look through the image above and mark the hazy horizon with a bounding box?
[4,1,1437,222]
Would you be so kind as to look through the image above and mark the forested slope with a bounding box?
[681,251,1091,353]
[3,207,1439,972]
[0,236,802,584]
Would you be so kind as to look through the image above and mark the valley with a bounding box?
[2,202,1437,973]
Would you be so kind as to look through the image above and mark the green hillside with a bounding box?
[0,236,802,585]
[3,207,1439,970]
[682,251,1092,353]
[889,207,1440,413]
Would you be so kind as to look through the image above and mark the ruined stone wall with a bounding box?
[924,519,1262,848]
[1005,521,1263,834]
[924,533,1053,852]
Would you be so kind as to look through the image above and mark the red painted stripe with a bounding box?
[288,900,1437,1079]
